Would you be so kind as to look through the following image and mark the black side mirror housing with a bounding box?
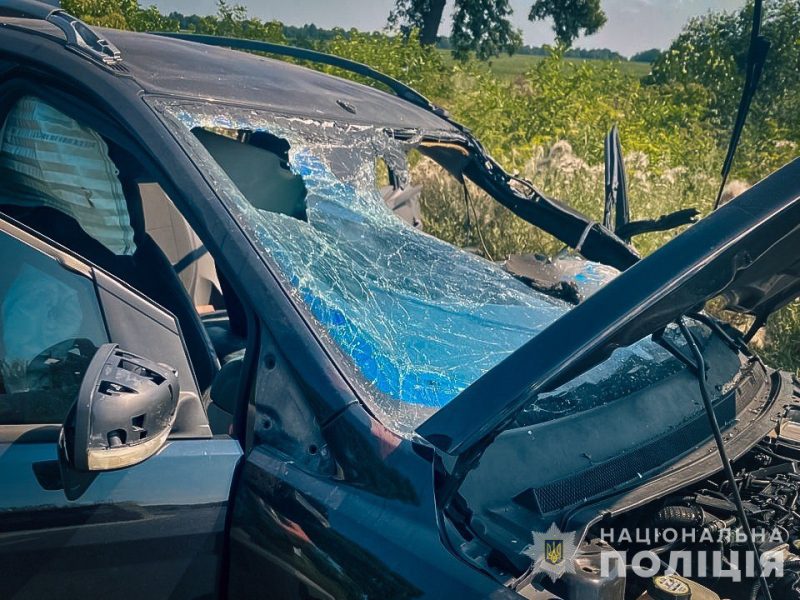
[60,343,179,471]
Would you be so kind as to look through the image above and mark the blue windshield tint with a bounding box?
[163,104,688,433]
[253,149,570,410]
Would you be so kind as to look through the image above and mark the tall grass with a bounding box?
[415,142,720,260]
[413,139,798,374]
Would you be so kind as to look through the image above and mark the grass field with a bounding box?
[437,49,652,80]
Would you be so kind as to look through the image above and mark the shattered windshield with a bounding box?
[155,100,701,434]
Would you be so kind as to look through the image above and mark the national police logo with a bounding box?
[545,539,564,565]
[522,523,578,582]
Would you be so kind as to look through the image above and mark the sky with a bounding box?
[152,0,745,56]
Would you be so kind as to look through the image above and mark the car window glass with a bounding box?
[0,95,221,393]
[162,105,719,438]
[175,112,569,433]
[0,96,136,255]
[0,232,108,425]
[138,182,246,374]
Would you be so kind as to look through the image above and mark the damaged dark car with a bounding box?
[1,2,799,599]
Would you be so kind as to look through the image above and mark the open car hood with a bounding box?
[418,158,800,456]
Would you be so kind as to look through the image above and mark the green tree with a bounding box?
[389,0,521,60]
[189,0,285,43]
[388,0,447,46]
[649,0,800,178]
[528,0,607,48]
[450,0,522,60]
[630,48,662,63]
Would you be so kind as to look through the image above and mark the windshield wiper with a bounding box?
[713,0,770,210]
[668,318,773,600]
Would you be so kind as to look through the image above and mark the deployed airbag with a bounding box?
[0,96,136,255]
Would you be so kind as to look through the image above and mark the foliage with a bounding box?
[389,0,522,60]
[377,34,628,60]
[648,0,800,179]
[528,0,607,48]
[416,143,718,261]
[630,48,662,63]
[320,30,453,100]
[562,47,625,61]
[437,51,650,80]
[443,51,716,172]
[449,0,522,60]
[761,302,800,374]
[179,0,285,42]
[61,0,177,31]
[388,0,447,45]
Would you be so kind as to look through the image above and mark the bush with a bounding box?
[62,0,178,31]
[649,0,800,180]
[316,30,453,100]
[446,51,719,172]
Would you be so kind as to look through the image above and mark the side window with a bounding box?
[0,231,108,425]
[0,94,221,392]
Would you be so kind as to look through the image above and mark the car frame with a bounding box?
[1,3,799,600]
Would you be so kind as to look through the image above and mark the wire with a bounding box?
[678,318,773,600]
[462,183,494,261]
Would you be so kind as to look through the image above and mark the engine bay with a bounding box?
[516,401,800,600]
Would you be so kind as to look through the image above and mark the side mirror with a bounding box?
[60,343,179,471]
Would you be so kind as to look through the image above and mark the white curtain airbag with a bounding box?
[0,96,136,255]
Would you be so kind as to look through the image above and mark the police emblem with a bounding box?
[544,539,564,565]
[522,523,578,582]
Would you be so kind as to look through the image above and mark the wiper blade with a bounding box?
[713,0,770,210]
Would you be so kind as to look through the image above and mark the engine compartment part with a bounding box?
[562,403,800,600]
[453,331,747,567]
[636,574,720,600]
[551,540,626,600]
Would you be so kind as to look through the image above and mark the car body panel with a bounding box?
[0,438,241,599]
[228,402,518,599]
[0,17,459,134]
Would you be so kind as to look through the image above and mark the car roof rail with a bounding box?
[0,0,122,66]
[152,32,448,118]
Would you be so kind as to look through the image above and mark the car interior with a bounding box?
[0,96,421,437]
[0,94,247,435]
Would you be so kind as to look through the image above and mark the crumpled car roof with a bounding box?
[1,18,460,133]
[104,27,460,133]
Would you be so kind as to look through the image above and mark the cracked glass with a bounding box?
[154,100,713,435]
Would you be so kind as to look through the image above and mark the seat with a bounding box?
[137,181,247,361]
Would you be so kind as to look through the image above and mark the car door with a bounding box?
[0,218,242,600]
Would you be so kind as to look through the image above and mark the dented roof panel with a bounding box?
[105,28,459,132]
